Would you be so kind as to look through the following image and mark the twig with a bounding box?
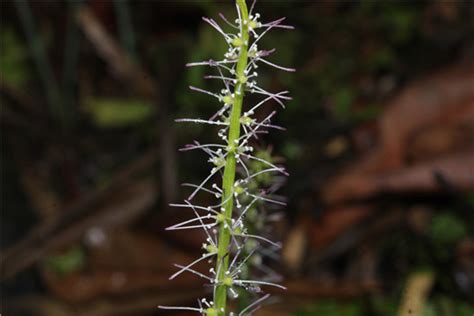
[1,179,157,280]
[397,272,435,316]
[77,6,156,98]
[0,150,157,279]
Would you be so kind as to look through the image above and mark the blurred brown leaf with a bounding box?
[324,61,474,203]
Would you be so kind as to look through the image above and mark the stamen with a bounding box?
[169,203,220,215]
[258,57,296,72]
[170,252,216,280]
[173,264,214,281]
[219,13,239,29]
[166,214,214,230]
[243,167,286,183]
[158,306,203,313]
[188,166,223,200]
[234,279,286,290]
[233,232,282,248]
[202,17,233,42]
[182,183,220,196]
[238,293,271,316]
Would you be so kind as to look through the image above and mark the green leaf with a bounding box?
[44,246,85,275]
[333,88,355,121]
[0,29,30,87]
[429,212,467,245]
[83,98,154,128]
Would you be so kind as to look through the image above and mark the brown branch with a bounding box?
[77,6,157,98]
[1,179,157,280]
[0,150,157,280]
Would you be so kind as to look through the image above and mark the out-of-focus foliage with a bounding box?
[43,246,86,276]
[425,297,474,316]
[295,300,362,316]
[429,212,468,260]
[370,296,398,316]
[429,212,467,246]
[295,296,474,316]
[83,98,154,128]
[0,29,29,87]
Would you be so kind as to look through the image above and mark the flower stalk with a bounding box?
[214,0,249,314]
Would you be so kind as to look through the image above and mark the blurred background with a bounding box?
[1,0,473,315]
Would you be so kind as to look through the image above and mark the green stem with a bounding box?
[214,0,249,315]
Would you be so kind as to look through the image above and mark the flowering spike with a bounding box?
[161,1,292,315]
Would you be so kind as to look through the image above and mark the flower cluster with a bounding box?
[160,0,293,315]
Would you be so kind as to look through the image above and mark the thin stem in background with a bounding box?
[14,0,65,128]
[62,0,82,127]
[114,0,136,61]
